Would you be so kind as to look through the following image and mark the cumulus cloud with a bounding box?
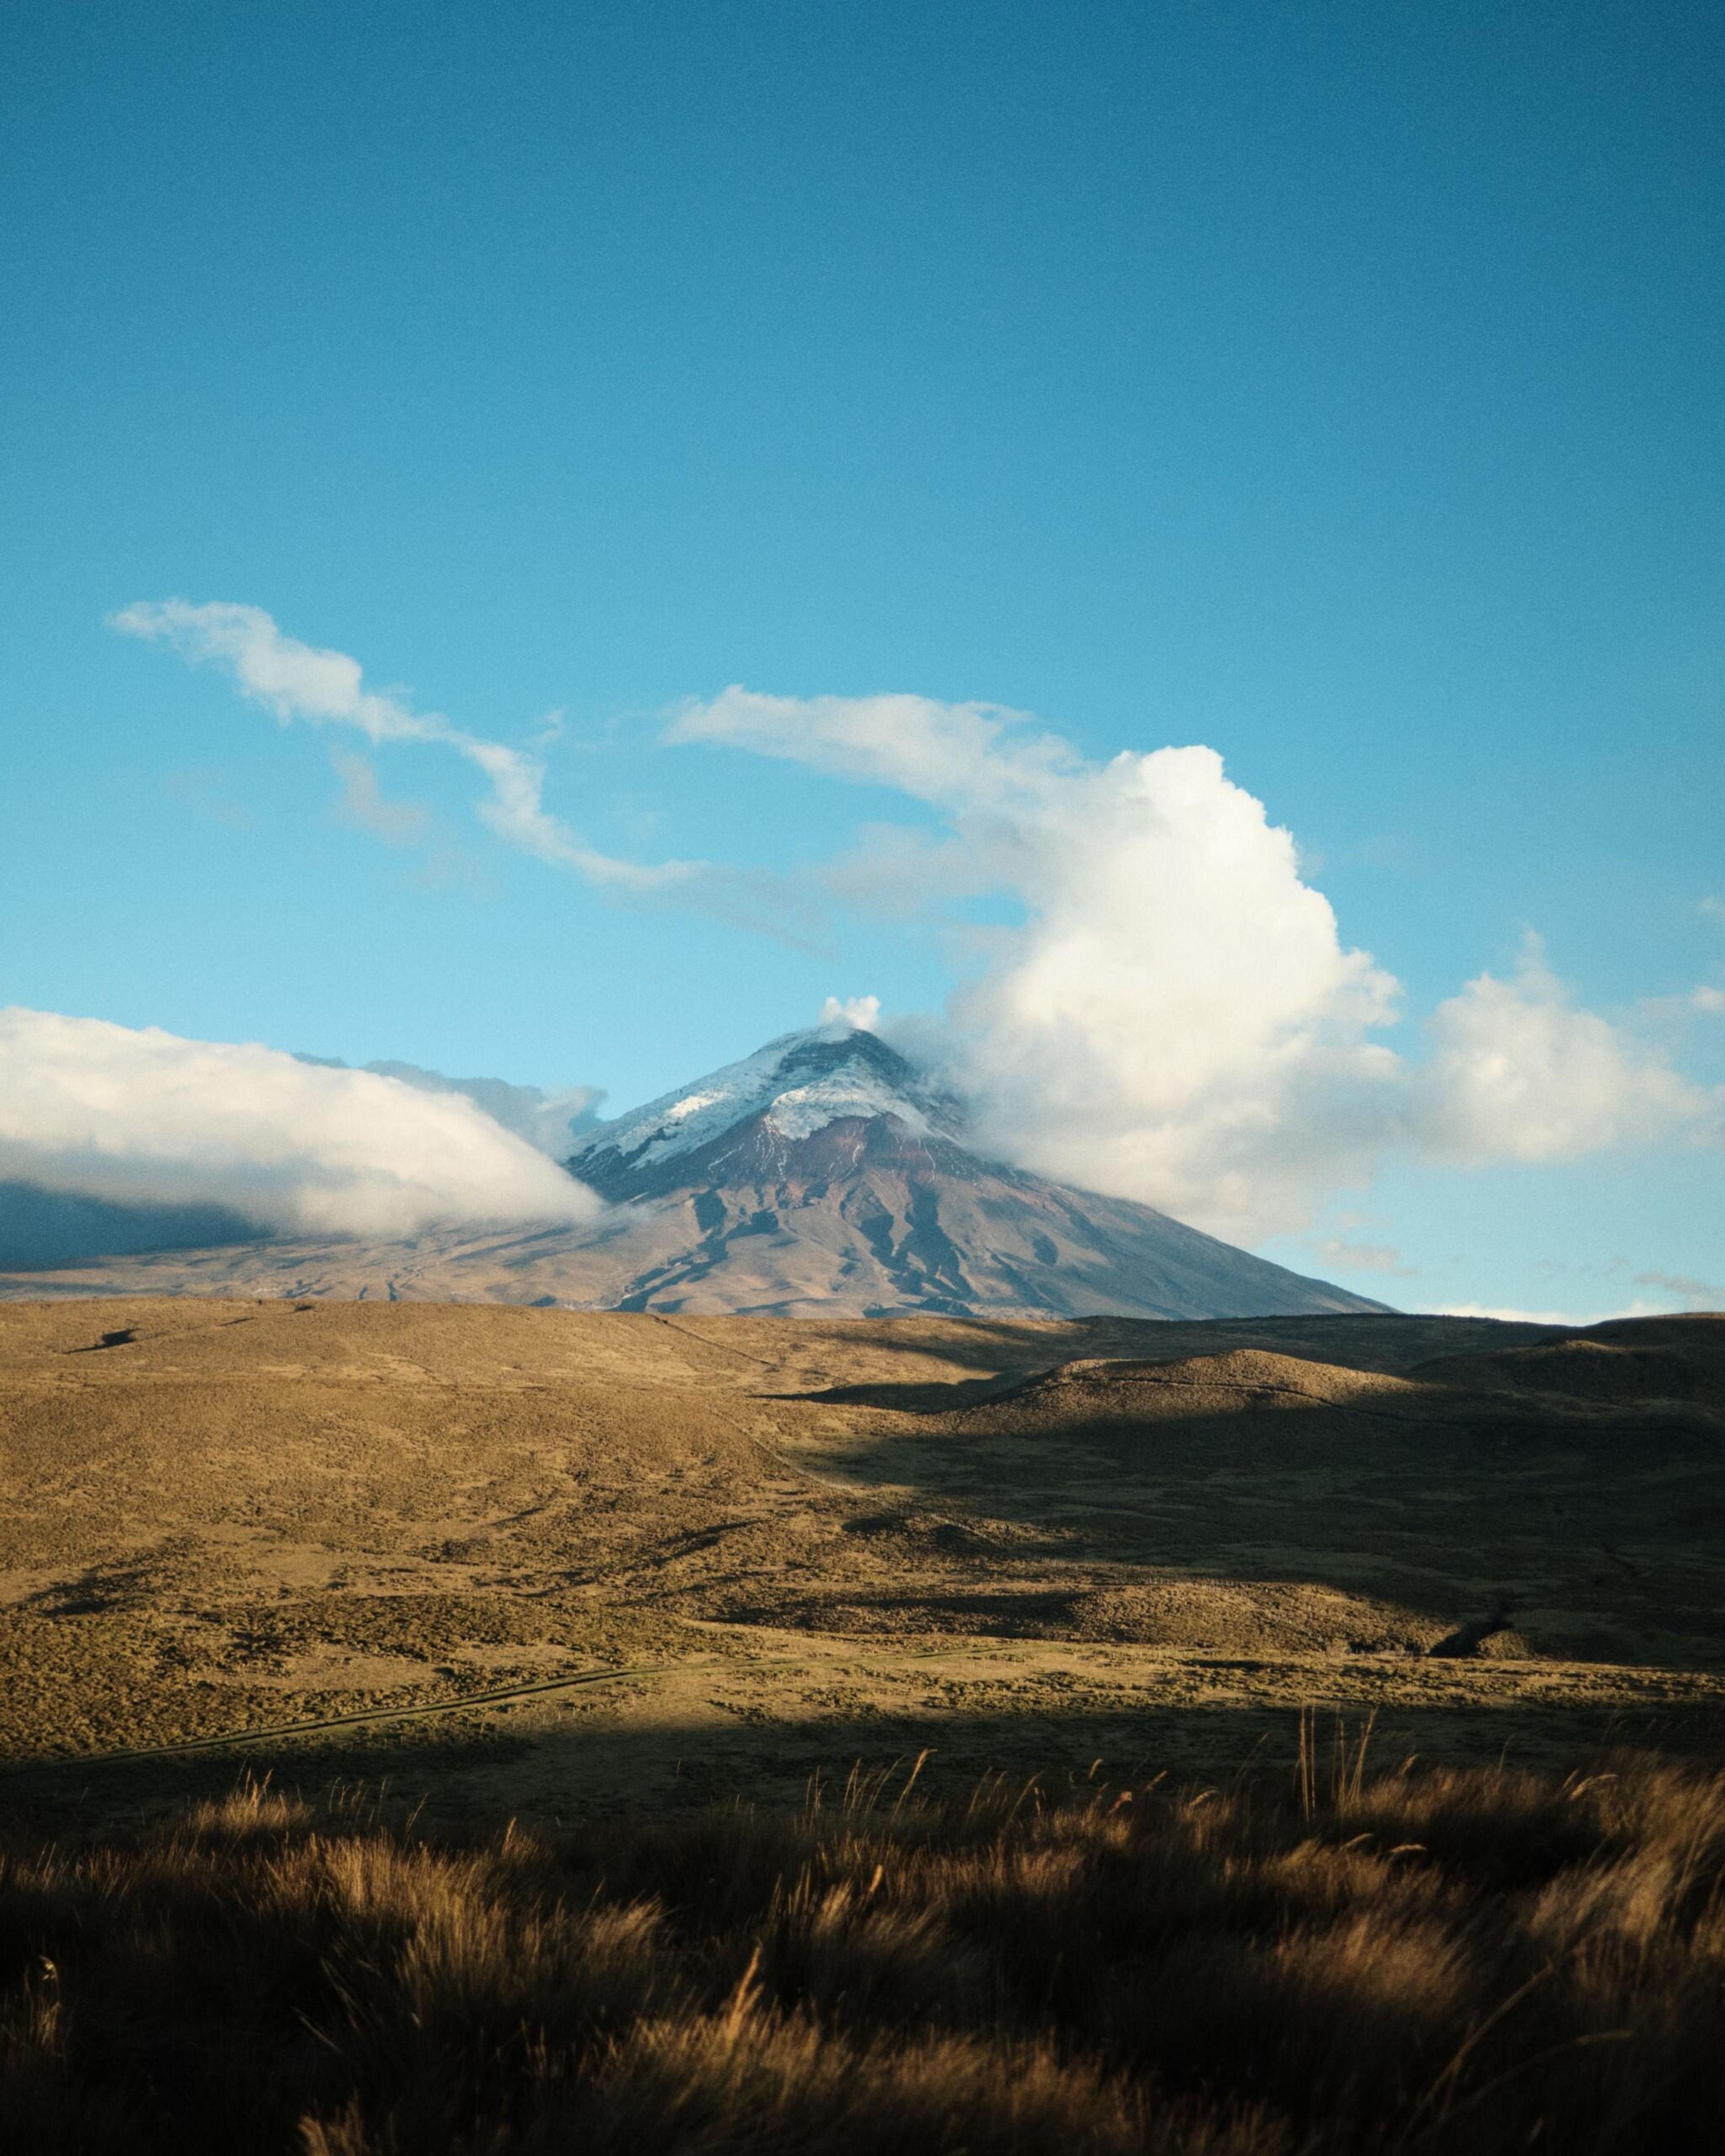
[947,745,1402,1233]
[0,1009,602,1239]
[677,689,1402,1233]
[672,689,1724,1236]
[818,994,882,1034]
[1409,943,1723,1163]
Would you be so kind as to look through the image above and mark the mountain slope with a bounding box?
[0,1026,1389,1319]
[557,1025,1384,1320]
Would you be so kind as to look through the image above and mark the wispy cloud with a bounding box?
[117,601,823,946]
[114,601,663,881]
[1632,1268,1723,1309]
[115,601,827,945]
[1313,1237,1416,1277]
[329,750,429,847]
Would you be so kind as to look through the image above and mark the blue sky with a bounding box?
[2,0,1721,1315]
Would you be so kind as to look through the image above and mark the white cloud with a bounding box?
[1433,1303,1600,1326]
[115,613,1725,1238]
[1692,985,1725,1015]
[0,1009,602,1239]
[678,690,1402,1234]
[116,601,818,943]
[948,746,1403,1233]
[672,689,1725,1236]
[1409,941,1723,1163]
[1435,1299,1672,1325]
[818,994,882,1034]
[113,601,691,894]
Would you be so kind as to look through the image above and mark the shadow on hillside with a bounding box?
[5,1689,1723,1838]
[792,1374,1028,1409]
[770,1316,1086,1379]
[766,1312,1565,1405]
[739,1366,1725,1671]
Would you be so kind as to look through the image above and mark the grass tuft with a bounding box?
[0,1750,1720,2151]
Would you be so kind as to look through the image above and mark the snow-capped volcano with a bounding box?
[569,1023,963,1199]
[557,1023,1389,1320]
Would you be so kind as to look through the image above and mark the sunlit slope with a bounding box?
[0,1301,1718,1772]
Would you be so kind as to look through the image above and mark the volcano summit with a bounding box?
[0,1023,1386,1317]
[558,1024,1383,1319]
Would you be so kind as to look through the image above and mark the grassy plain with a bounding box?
[0,1299,1720,1806]
[1,1299,1722,2148]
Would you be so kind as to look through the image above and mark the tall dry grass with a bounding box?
[1,1738,1721,2152]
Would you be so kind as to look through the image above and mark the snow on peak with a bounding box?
[764,1068,931,1141]
[568,1024,957,1173]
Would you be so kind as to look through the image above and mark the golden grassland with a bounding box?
[0,1299,1720,1803]
[4,1745,1724,2153]
[2,1298,1723,2147]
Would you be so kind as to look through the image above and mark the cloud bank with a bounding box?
[344,1060,604,1159]
[0,1009,602,1239]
